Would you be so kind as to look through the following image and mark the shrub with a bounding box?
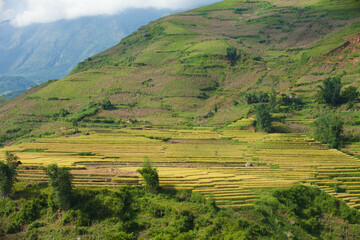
[137,157,159,194]
[16,200,40,225]
[314,114,343,149]
[44,164,73,210]
[245,92,270,104]
[342,86,359,103]
[59,108,70,117]
[61,209,90,226]
[0,197,16,216]
[226,47,239,66]
[254,103,272,132]
[101,99,113,110]
[273,184,360,234]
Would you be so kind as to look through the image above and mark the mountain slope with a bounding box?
[0,0,360,143]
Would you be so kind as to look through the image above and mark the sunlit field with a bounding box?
[2,121,360,209]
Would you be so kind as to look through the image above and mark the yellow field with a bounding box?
[2,126,360,209]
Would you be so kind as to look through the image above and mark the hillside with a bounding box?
[1,0,360,143]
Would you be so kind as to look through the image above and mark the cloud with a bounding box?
[0,0,4,13]
[2,0,219,26]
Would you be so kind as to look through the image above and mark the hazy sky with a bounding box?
[0,0,220,26]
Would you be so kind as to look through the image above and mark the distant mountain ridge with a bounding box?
[0,76,36,98]
[0,8,179,97]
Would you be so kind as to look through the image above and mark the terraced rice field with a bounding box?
[2,123,360,209]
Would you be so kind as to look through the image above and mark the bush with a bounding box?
[254,103,272,132]
[137,157,159,194]
[44,164,73,210]
[273,184,360,234]
[314,114,343,149]
[245,92,270,104]
[61,209,90,226]
[101,99,113,110]
[342,85,359,103]
[226,47,239,66]
[59,108,70,117]
[0,197,16,216]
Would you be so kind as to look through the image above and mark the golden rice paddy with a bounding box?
[2,125,360,209]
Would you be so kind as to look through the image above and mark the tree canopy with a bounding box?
[137,157,159,194]
[0,152,19,196]
[254,103,272,132]
[314,114,344,149]
[44,164,73,210]
[317,77,342,106]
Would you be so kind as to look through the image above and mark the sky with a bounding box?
[0,0,220,27]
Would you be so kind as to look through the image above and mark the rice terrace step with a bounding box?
[2,126,360,209]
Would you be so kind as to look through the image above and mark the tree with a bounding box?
[137,157,159,194]
[314,114,343,149]
[318,77,342,106]
[0,152,19,196]
[269,89,277,112]
[342,86,359,103]
[254,103,272,132]
[101,99,113,110]
[226,47,239,66]
[44,164,73,210]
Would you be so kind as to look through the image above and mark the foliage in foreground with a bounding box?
[44,164,73,210]
[0,184,360,239]
[0,152,18,196]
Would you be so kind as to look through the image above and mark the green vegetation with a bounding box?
[245,92,270,104]
[0,184,359,239]
[1,0,360,142]
[314,114,344,149]
[1,0,360,237]
[137,157,159,194]
[342,86,359,103]
[0,152,18,196]
[254,103,272,132]
[226,46,239,66]
[44,164,73,210]
[272,185,360,234]
[100,99,113,110]
[317,77,342,106]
